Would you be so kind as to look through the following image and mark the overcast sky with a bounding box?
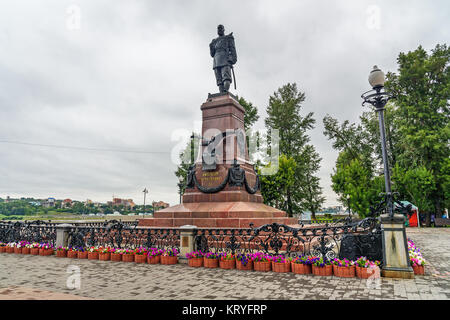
[0,0,448,207]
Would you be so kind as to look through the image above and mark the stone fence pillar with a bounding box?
[380,214,414,279]
[55,224,74,248]
[179,225,198,264]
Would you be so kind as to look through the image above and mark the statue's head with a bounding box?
[217,24,225,36]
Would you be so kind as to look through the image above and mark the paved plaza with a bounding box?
[0,228,449,300]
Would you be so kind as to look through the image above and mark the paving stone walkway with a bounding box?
[0,228,448,300]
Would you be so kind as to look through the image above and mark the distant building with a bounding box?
[42,197,56,208]
[111,197,136,209]
[152,201,169,210]
[62,199,73,207]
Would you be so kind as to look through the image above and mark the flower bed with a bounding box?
[219,253,236,270]
[355,257,381,279]
[408,239,426,275]
[186,251,204,267]
[272,255,291,273]
[236,253,253,271]
[291,256,314,274]
[332,258,355,278]
[204,252,219,268]
[312,257,332,276]
[161,248,178,265]
[134,247,148,264]
[147,248,163,264]
[252,252,272,272]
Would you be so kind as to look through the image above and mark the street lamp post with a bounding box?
[361,65,395,218]
[142,188,148,218]
[361,66,414,279]
[346,195,351,218]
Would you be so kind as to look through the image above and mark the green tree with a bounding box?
[260,154,296,210]
[331,152,384,217]
[238,96,260,132]
[263,83,324,216]
[385,44,450,220]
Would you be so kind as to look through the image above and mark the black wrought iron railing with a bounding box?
[0,217,383,263]
[0,221,57,246]
[195,217,382,262]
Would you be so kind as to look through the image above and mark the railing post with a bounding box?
[380,214,414,278]
[55,224,74,248]
[179,225,197,264]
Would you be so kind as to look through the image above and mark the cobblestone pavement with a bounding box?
[0,228,448,300]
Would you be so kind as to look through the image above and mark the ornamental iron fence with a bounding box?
[0,221,57,246]
[194,217,382,262]
[0,217,383,263]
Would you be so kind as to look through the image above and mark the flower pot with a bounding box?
[77,251,88,259]
[147,255,160,264]
[188,257,203,267]
[56,250,67,258]
[6,247,15,254]
[412,265,425,275]
[39,248,53,256]
[272,261,291,273]
[254,261,271,272]
[99,252,111,261]
[236,260,253,271]
[0,247,6,253]
[333,265,355,278]
[161,256,178,265]
[122,254,135,262]
[88,252,99,260]
[291,263,312,275]
[67,250,78,259]
[111,253,122,262]
[219,259,236,270]
[14,247,22,254]
[21,247,31,255]
[203,257,219,268]
[135,254,147,264]
[30,248,40,255]
[312,264,332,276]
[356,266,380,279]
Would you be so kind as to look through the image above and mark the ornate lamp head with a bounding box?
[368,65,385,89]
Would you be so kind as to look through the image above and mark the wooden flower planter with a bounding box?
[99,253,111,261]
[219,259,236,270]
[111,253,122,262]
[30,248,40,255]
[161,256,178,265]
[135,255,147,264]
[272,261,291,273]
[88,252,99,260]
[312,265,332,276]
[236,260,253,271]
[356,266,380,279]
[333,265,356,278]
[56,250,67,258]
[77,251,88,259]
[21,247,31,255]
[6,247,15,254]
[147,255,160,264]
[67,250,78,259]
[122,254,135,262]
[188,257,204,267]
[412,265,425,275]
[0,247,6,253]
[291,263,312,275]
[254,261,271,272]
[204,258,219,268]
[39,248,53,256]
[14,247,22,254]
